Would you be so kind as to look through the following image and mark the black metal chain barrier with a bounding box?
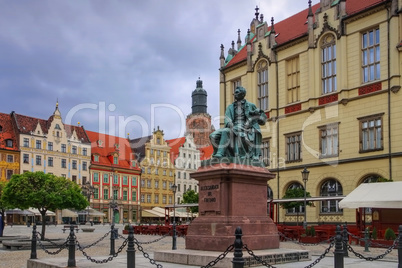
[76,236,128,264]
[133,237,163,268]
[35,233,69,255]
[304,241,334,268]
[345,237,398,261]
[278,231,334,246]
[79,230,111,250]
[130,229,173,245]
[200,244,235,268]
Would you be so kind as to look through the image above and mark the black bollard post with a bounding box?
[232,227,244,268]
[364,227,370,252]
[127,224,135,268]
[67,225,76,267]
[342,223,349,257]
[334,225,344,268]
[398,225,402,268]
[30,224,37,259]
[110,223,116,255]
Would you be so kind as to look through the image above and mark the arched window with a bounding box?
[285,182,304,214]
[321,34,337,94]
[361,174,382,183]
[320,179,343,213]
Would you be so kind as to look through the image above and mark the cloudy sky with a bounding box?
[0,0,319,140]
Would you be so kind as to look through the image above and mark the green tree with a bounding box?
[280,187,313,226]
[0,180,9,237]
[2,172,88,240]
[181,190,198,213]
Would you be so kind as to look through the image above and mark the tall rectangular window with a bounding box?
[83,148,87,156]
[103,174,109,183]
[72,146,77,154]
[123,175,128,185]
[286,57,300,103]
[319,124,339,157]
[321,35,337,94]
[362,28,380,83]
[48,157,53,167]
[36,140,41,149]
[132,191,137,201]
[359,114,383,152]
[132,177,137,186]
[123,190,127,201]
[7,170,13,180]
[23,138,29,147]
[7,155,13,163]
[285,132,302,162]
[23,154,29,164]
[103,189,109,200]
[141,194,145,203]
[61,144,66,153]
[232,79,241,96]
[61,159,66,168]
[113,174,118,184]
[94,188,99,199]
[147,194,151,203]
[48,142,53,151]
[72,160,77,169]
[113,189,118,199]
[82,161,87,171]
[257,61,269,110]
[36,155,41,165]
[93,173,99,182]
[261,139,270,166]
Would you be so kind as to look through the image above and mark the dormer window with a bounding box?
[113,156,118,165]
[6,139,13,148]
[55,124,61,130]
[94,155,99,162]
[157,138,161,144]
[114,143,120,151]
[97,140,103,147]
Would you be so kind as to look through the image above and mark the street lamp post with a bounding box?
[301,167,310,230]
[171,183,177,250]
[82,181,95,225]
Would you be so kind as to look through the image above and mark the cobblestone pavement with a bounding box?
[0,224,399,268]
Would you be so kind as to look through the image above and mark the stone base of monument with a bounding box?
[185,162,280,251]
[154,248,310,268]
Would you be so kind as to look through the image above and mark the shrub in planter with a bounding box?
[384,228,396,241]
[310,226,316,237]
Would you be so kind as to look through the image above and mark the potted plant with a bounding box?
[122,224,130,234]
[299,226,320,243]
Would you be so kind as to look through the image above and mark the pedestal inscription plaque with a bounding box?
[185,163,279,251]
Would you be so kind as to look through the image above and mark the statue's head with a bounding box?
[234,86,246,101]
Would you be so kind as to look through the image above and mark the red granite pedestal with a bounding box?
[185,163,279,251]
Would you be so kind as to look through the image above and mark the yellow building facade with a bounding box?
[131,127,175,218]
[218,0,401,225]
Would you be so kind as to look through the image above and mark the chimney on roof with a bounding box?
[308,0,315,48]
[237,29,242,50]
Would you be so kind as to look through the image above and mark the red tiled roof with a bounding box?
[86,130,140,171]
[0,112,18,151]
[166,137,186,162]
[225,0,387,68]
[12,112,90,143]
[199,145,213,160]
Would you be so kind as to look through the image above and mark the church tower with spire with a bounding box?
[186,78,214,148]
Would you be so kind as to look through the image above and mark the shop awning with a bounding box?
[62,209,78,218]
[87,208,105,216]
[27,208,56,216]
[5,209,34,215]
[339,182,402,209]
[141,208,165,218]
